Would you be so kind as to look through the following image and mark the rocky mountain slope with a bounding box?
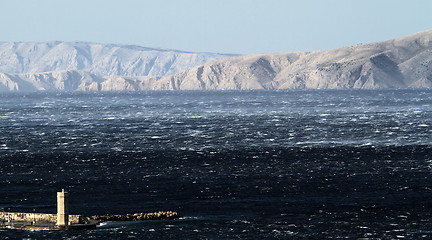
[1,30,431,91]
[0,41,232,91]
[154,29,432,90]
[0,70,104,91]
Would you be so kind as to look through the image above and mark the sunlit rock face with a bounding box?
[155,30,432,90]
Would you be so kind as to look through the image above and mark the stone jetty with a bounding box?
[90,211,180,221]
[1,190,181,231]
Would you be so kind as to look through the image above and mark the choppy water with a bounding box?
[0,89,432,239]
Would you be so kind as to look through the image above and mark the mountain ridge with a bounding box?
[1,30,431,91]
[153,29,432,90]
[0,41,233,76]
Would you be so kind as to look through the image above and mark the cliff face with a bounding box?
[1,30,431,91]
[0,70,158,92]
[155,30,432,90]
[0,70,104,91]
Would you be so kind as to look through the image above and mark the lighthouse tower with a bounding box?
[57,189,69,228]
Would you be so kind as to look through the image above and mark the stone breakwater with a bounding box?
[1,211,181,230]
[0,212,85,224]
[90,211,180,221]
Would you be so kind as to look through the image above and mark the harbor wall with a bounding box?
[0,212,84,224]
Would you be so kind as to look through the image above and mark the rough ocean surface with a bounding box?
[1,90,432,239]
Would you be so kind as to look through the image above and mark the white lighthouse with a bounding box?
[56,189,69,228]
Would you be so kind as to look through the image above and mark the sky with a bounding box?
[1,0,431,54]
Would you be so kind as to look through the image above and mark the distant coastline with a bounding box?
[0,29,431,91]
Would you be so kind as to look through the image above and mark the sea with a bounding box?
[0,89,431,239]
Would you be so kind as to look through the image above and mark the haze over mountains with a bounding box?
[0,42,233,91]
[1,30,431,91]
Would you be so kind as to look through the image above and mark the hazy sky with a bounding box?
[1,0,431,54]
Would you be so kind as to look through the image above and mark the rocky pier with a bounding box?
[90,211,181,222]
[1,191,181,230]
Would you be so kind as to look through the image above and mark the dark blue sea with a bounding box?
[1,90,432,239]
